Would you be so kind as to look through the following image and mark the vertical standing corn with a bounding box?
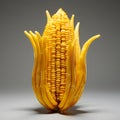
[24,8,100,112]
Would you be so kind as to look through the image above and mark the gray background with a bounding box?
[0,0,120,120]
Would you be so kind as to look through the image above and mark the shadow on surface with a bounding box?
[64,105,100,115]
[16,104,101,115]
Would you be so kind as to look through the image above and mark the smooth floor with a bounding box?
[0,91,120,120]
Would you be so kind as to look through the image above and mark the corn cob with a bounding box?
[24,8,100,112]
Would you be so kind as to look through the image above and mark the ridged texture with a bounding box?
[24,8,100,112]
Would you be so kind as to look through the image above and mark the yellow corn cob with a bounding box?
[24,8,100,112]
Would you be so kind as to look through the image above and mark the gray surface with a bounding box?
[0,0,120,119]
[0,91,120,120]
